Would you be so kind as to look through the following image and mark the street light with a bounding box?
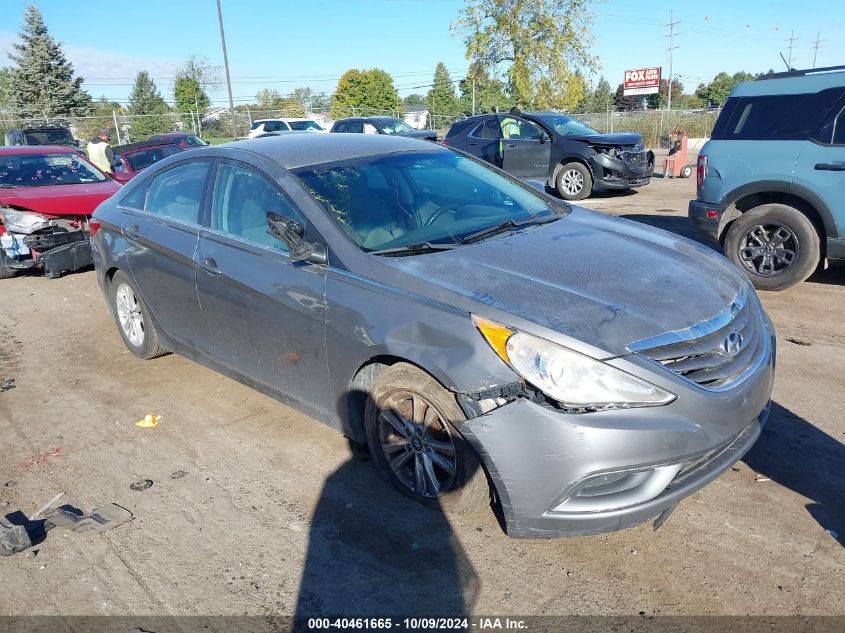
[216,0,237,138]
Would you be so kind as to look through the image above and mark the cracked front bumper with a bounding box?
[458,335,774,539]
[590,151,654,190]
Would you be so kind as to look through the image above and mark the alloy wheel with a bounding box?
[560,169,584,196]
[375,389,458,498]
[115,283,145,347]
[738,223,798,277]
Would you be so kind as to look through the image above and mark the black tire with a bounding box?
[555,162,593,201]
[364,363,491,515]
[0,255,17,279]
[109,270,167,359]
[680,164,693,178]
[723,203,820,291]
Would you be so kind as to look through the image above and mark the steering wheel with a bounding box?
[424,204,461,227]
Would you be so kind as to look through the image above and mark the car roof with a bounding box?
[732,69,845,97]
[221,133,445,169]
[0,145,77,155]
[151,132,192,138]
[334,116,399,123]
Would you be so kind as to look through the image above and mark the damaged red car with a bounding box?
[0,146,121,279]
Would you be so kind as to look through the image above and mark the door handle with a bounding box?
[506,143,517,148]
[199,257,221,275]
[468,141,479,146]
[814,162,845,171]
[125,224,140,238]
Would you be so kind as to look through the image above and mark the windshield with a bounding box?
[539,115,599,137]
[182,135,208,146]
[377,119,415,135]
[0,152,107,187]
[23,129,75,145]
[288,120,324,132]
[124,145,183,171]
[293,150,564,251]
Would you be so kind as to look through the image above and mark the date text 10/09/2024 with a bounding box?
[306,618,528,630]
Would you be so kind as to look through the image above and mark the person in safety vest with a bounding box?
[86,129,115,174]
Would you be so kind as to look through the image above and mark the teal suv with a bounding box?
[689,66,845,290]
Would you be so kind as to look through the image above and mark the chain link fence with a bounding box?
[573,108,721,147]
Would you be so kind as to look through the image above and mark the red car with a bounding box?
[112,140,184,184]
[147,132,208,149]
[0,146,121,279]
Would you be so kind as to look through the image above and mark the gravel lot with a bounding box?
[1,175,843,619]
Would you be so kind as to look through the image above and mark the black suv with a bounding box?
[4,125,81,150]
[443,111,654,200]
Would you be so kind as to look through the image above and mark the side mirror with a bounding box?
[267,212,327,265]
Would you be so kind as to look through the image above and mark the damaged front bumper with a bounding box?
[590,150,655,190]
[457,335,774,539]
[1,228,92,278]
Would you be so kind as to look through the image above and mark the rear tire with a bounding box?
[555,162,593,201]
[723,203,820,291]
[109,270,167,359]
[364,363,491,515]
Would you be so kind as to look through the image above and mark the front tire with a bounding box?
[723,203,820,291]
[555,162,593,201]
[364,363,490,515]
[109,270,167,359]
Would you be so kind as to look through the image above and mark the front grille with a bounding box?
[628,289,766,390]
[620,150,648,171]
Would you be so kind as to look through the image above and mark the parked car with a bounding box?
[148,132,209,149]
[91,134,774,538]
[4,125,82,152]
[330,116,437,141]
[689,65,845,291]
[0,146,121,279]
[248,118,326,138]
[443,111,654,201]
[112,140,185,184]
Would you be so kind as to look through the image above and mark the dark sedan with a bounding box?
[443,111,655,200]
[91,134,773,538]
[330,116,437,141]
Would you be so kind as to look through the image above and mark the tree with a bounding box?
[404,93,426,107]
[647,78,684,109]
[7,5,91,120]
[255,88,283,109]
[695,71,759,106]
[175,56,221,98]
[614,84,638,112]
[0,68,11,115]
[331,68,400,119]
[427,63,459,118]
[174,76,209,133]
[458,63,511,114]
[577,76,613,113]
[454,0,597,109]
[290,87,313,112]
[75,95,122,141]
[128,71,171,139]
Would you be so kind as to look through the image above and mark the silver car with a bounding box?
[91,134,775,538]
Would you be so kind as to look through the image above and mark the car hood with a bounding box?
[0,181,121,217]
[566,132,641,146]
[373,207,746,358]
[395,129,437,140]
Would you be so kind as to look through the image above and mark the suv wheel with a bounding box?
[724,203,820,291]
[555,162,592,201]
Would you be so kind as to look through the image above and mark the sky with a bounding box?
[1,0,843,108]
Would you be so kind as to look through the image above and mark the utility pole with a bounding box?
[786,30,799,70]
[472,79,476,116]
[216,0,237,138]
[665,9,680,112]
[812,33,823,69]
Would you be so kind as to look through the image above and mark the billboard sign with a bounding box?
[623,67,661,96]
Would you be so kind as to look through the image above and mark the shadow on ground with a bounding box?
[743,402,844,547]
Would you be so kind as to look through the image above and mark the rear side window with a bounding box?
[834,108,845,145]
[473,118,503,140]
[333,123,347,133]
[120,183,148,209]
[346,121,363,134]
[145,161,209,224]
[712,88,845,141]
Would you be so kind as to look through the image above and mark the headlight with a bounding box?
[0,208,53,234]
[473,316,675,410]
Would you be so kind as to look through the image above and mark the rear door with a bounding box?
[122,159,212,352]
[465,117,504,167]
[195,157,330,413]
[500,117,551,179]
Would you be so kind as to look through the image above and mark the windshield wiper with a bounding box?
[462,213,560,244]
[369,242,463,256]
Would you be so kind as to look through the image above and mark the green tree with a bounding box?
[255,88,283,109]
[695,71,759,106]
[427,63,459,118]
[459,63,511,114]
[613,83,638,112]
[577,76,613,113]
[174,76,209,133]
[290,87,313,112]
[75,95,122,141]
[8,5,91,120]
[454,0,597,109]
[331,68,399,119]
[0,68,11,118]
[404,93,426,107]
[128,71,171,139]
[647,78,684,109]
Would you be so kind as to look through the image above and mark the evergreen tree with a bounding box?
[613,83,638,112]
[427,63,459,118]
[128,71,171,139]
[577,76,613,113]
[8,5,91,120]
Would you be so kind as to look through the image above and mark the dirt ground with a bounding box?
[1,175,843,619]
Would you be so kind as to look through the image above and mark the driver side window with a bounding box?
[212,162,303,250]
